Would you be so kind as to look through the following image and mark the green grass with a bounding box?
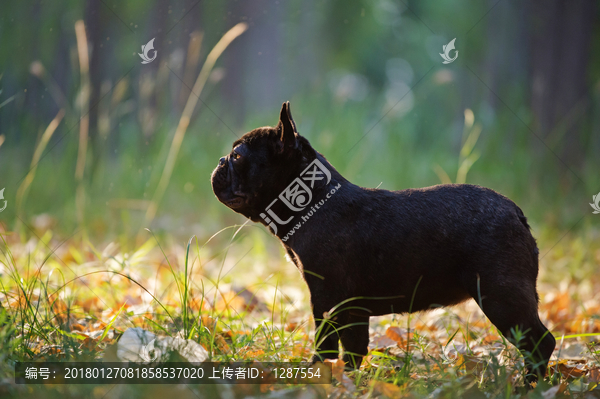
[0,221,599,398]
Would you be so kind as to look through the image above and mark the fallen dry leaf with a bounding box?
[370,334,397,350]
[201,315,217,332]
[325,359,356,393]
[81,337,102,352]
[70,323,86,332]
[481,334,501,344]
[244,349,264,358]
[214,334,231,353]
[386,326,414,347]
[589,367,600,383]
[548,359,588,379]
[372,381,402,397]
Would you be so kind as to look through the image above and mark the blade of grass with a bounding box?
[97,302,127,345]
[145,22,248,223]
[183,235,195,337]
[16,109,65,218]
[555,333,600,339]
[74,20,90,227]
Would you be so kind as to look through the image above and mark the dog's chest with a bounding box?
[284,247,302,270]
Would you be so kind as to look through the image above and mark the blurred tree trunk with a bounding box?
[529,0,595,166]
[482,0,529,147]
[84,0,104,178]
[177,0,203,111]
[137,0,169,144]
[222,0,283,126]
[222,0,250,126]
[25,0,44,126]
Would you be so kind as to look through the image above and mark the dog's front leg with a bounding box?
[308,288,347,363]
[341,313,370,369]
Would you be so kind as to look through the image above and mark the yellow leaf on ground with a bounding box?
[386,326,413,347]
[482,334,501,344]
[244,349,264,359]
[372,381,402,397]
[70,323,85,332]
[214,334,230,353]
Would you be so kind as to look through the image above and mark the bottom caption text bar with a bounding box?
[15,362,332,385]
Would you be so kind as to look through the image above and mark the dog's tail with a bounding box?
[515,205,531,230]
[515,204,541,302]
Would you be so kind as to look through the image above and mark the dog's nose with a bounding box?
[219,157,226,166]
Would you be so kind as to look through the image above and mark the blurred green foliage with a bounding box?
[0,0,598,242]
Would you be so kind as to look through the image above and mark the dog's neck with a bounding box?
[256,152,348,242]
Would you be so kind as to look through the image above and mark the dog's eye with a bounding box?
[232,151,241,160]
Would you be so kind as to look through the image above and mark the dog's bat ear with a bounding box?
[277,101,298,153]
[285,101,298,133]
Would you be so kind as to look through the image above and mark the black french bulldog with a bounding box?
[211,102,555,384]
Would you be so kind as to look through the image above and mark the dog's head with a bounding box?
[211,102,315,222]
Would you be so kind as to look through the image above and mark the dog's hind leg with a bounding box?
[468,278,555,386]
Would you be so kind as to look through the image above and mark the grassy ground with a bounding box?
[0,220,599,398]
[1,93,598,398]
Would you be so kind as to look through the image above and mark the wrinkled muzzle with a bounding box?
[211,156,245,209]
